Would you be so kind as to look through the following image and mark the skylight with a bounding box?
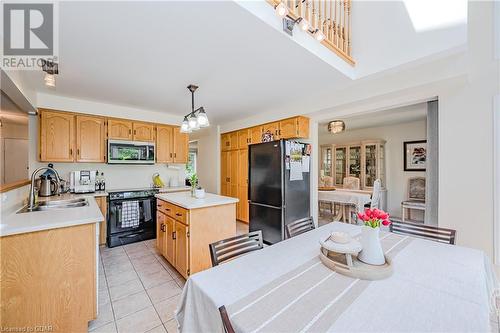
[403,0,467,32]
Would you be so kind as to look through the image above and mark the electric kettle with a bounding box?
[38,175,58,197]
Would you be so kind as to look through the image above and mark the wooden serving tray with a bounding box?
[319,248,393,280]
[318,187,336,191]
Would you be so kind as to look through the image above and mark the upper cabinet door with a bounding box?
[173,127,188,163]
[237,129,250,149]
[279,118,297,139]
[229,132,238,150]
[133,122,155,142]
[262,122,280,140]
[39,110,75,162]
[221,133,230,151]
[108,119,133,140]
[156,125,174,163]
[76,115,106,162]
[249,126,263,145]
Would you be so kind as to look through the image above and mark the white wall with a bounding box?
[319,119,427,218]
[190,126,220,194]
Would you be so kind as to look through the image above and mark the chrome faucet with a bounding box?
[27,166,62,211]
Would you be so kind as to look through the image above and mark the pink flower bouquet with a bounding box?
[357,208,391,228]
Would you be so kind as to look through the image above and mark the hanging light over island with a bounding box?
[180,84,209,134]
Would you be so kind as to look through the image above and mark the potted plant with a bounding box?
[357,208,391,265]
[189,173,198,197]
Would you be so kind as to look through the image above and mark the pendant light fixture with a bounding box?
[328,120,345,134]
[41,59,58,88]
[180,84,209,134]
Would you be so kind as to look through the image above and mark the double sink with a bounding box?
[18,198,89,214]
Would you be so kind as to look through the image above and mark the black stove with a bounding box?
[107,188,159,248]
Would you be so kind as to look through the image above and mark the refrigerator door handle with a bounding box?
[249,202,282,210]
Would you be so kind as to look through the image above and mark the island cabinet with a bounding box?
[156,192,237,278]
[0,223,98,332]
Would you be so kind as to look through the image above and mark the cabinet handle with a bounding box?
[279,129,281,135]
[176,213,182,217]
[129,129,132,134]
[174,153,177,158]
[77,148,80,155]
[134,130,137,135]
[275,130,278,135]
[69,148,73,156]
[172,231,176,240]
[166,208,170,211]
[170,153,173,158]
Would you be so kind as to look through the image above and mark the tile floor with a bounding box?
[89,221,249,333]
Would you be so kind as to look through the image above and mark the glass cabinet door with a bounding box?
[348,146,361,179]
[334,147,347,186]
[321,147,332,177]
[364,144,377,187]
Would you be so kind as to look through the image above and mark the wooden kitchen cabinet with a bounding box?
[156,212,166,256]
[262,121,280,140]
[156,198,236,278]
[229,131,238,150]
[1,223,98,332]
[156,125,174,163]
[174,222,189,278]
[107,118,133,140]
[279,116,309,139]
[250,126,263,145]
[221,133,231,151]
[39,109,75,162]
[173,127,188,163]
[238,129,250,148]
[76,115,106,163]
[95,196,107,245]
[133,122,155,142]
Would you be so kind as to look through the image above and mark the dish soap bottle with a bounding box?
[100,172,106,191]
[95,171,100,191]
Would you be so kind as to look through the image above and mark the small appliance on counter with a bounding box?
[70,170,96,193]
[38,174,58,197]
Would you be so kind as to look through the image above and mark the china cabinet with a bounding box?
[321,140,385,190]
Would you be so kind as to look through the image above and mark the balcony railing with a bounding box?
[268,0,354,65]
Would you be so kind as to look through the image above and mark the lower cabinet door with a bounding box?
[164,216,175,265]
[174,222,189,278]
[156,213,165,255]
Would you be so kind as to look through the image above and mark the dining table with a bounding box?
[175,222,498,333]
[318,189,372,222]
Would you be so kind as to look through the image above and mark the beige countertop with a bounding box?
[1,193,104,237]
[156,191,238,210]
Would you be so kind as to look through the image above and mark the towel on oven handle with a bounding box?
[121,200,140,228]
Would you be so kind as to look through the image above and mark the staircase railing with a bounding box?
[268,0,354,65]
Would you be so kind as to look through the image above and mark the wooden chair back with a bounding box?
[219,306,235,333]
[390,220,456,245]
[408,177,426,201]
[209,231,264,266]
[286,217,315,238]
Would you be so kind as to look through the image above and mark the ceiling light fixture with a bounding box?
[313,29,326,42]
[328,120,345,134]
[275,2,289,18]
[180,84,209,134]
[41,59,58,88]
[298,18,310,31]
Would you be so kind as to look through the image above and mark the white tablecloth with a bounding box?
[318,189,371,211]
[175,223,497,333]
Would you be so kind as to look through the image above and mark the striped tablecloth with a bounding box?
[175,223,497,333]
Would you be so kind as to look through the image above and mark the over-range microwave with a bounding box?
[107,140,155,164]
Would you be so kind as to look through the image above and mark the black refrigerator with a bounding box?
[249,140,310,244]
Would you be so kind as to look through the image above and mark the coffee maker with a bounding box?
[70,170,96,193]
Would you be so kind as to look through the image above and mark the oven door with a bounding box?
[108,198,156,234]
[107,140,155,164]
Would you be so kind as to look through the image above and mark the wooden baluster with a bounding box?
[334,0,339,47]
[347,0,351,55]
[318,0,322,34]
[305,0,310,27]
[298,0,302,18]
[339,0,344,51]
[312,0,316,31]
[323,0,327,34]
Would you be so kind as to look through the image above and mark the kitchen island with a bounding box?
[155,191,238,278]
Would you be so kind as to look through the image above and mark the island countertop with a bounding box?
[155,191,238,209]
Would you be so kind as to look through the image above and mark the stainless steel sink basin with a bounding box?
[17,198,89,213]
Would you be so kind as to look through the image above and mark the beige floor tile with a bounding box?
[138,269,173,289]
[98,287,111,306]
[109,278,144,301]
[106,269,139,288]
[134,261,164,276]
[163,319,178,333]
[103,255,132,268]
[146,325,167,333]
[88,302,114,331]
[115,306,161,333]
[127,248,154,259]
[124,242,148,252]
[144,239,156,248]
[89,321,117,333]
[153,294,180,323]
[146,281,182,304]
[112,290,152,320]
[131,254,159,266]
[174,278,185,289]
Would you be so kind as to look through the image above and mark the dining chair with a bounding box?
[286,217,315,238]
[401,177,426,222]
[209,231,264,266]
[343,176,360,190]
[219,306,235,333]
[390,220,456,245]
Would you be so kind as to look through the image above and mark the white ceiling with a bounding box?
[318,102,427,134]
[20,1,349,124]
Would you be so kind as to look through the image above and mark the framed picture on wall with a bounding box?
[404,140,427,171]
